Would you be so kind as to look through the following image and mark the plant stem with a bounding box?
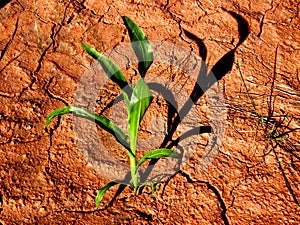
[128,108,139,193]
[129,154,138,193]
[236,60,263,126]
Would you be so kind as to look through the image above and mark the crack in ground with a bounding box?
[69,0,110,29]
[195,0,210,15]
[45,115,62,194]
[164,5,189,43]
[163,0,170,10]
[79,1,113,42]
[179,170,230,225]
[0,51,23,75]
[257,14,265,38]
[66,0,88,24]
[0,18,18,62]
[29,1,72,91]
[257,0,278,38]
[45,76,69,106]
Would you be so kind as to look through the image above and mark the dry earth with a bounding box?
[0,0,300,224]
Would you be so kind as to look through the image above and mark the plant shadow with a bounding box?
[0,0,12,9]
[139,10,249,185]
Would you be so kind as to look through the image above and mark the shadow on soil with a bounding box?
[0,0,12,9]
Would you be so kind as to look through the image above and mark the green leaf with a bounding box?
[96,181,119,207]
[46,106,73,127]
[122,16,153,77]
[46,106,132,156]
[128,78,152,153]
[137,148,180,167]
[80,42,132,103]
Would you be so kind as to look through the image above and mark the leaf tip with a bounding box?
[95,191,102,207]
[45,114,54,127]
[80,42,89,51]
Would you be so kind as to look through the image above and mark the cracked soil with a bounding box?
[0,0,300,224]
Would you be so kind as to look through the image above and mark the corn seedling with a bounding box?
[46,16,179,207]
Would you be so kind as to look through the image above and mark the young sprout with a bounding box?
[46,16,179,207]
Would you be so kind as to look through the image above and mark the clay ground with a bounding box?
[0,0,300,224]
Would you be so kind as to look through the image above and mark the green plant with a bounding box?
[236,56,300,207]
[46,16,179,207]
